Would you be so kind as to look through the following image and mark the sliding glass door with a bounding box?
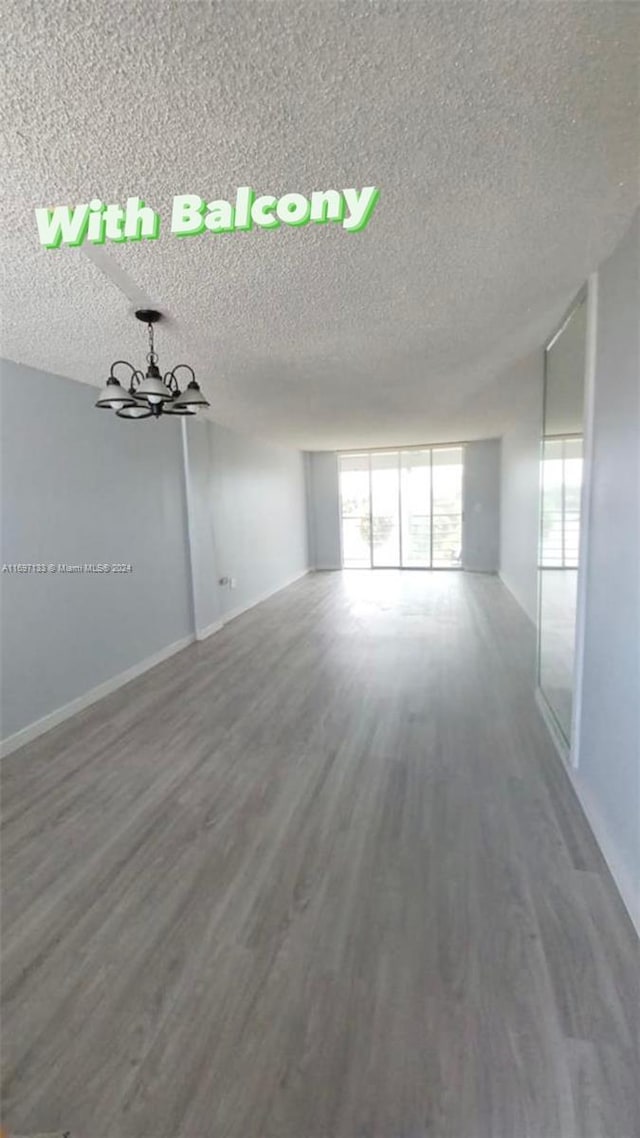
[339,453,371,568]
[432,447,464,567]
[400,450,431,566]
[339,446,464,569]
[371,451,401,566]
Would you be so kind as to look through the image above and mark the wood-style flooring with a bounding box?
[1,571,638,1137]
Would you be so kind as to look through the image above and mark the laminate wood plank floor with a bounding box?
[1,571,638,1138]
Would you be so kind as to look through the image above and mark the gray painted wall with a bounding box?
[1,362,309,743]
[462,439,501,572]
[499,353,544,621]
[0,359,193,739]
[305,452,342,570]
[208,422,308,620]
[182,418,221,636]
[575,211,640,923]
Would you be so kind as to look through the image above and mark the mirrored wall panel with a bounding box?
[538,293,587,747]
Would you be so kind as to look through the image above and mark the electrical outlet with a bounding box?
[230,577,237,589]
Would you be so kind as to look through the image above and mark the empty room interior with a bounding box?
[1,2,639,1136]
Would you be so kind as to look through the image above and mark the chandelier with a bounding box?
[95,309,210,419]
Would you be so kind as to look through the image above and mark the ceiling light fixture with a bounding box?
[95,309,210,420]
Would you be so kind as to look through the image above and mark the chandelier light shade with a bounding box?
[95,376,136,411]
[96,310,210,420]
[173,381,210,408]
[162,398,197,415]
[117,402,153,420]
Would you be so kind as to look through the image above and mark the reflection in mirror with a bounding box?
[538,294,587,748]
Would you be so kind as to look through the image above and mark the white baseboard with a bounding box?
[1,571,311,759]
[0,634,195,759]
[535,689,640,936]
[221,568,309,626]
[535,686,570,765]
[568,769,640,937]
[196,620,223,641]
[498,571,537,626]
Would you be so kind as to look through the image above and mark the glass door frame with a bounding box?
[338,442,466,570]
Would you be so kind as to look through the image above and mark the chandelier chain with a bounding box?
[147,321,158,365]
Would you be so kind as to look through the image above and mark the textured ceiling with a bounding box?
[1,0,638,449]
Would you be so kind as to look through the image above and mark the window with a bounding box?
[540,436,583,568]
[339,446,464,569]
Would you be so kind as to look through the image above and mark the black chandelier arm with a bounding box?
[164,364,196,391]
[109,360,141,386]
[162,369,181,396]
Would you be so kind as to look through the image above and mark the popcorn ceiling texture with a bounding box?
[0,0,638,449]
